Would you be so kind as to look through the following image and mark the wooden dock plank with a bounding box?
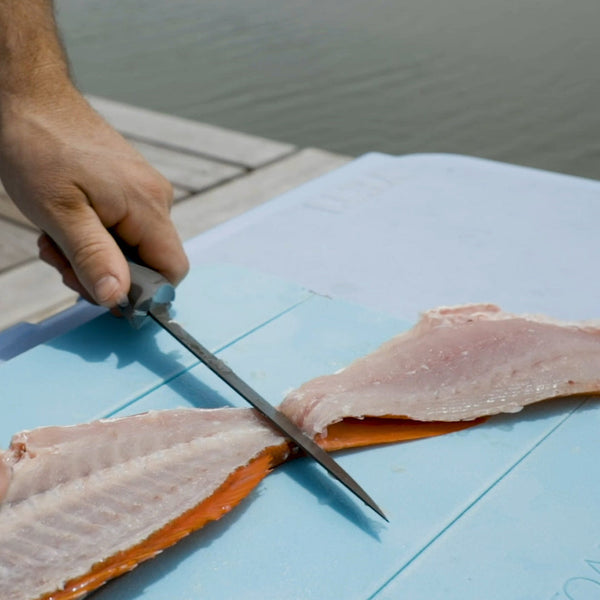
[0,220,39,272]
[0,146,349,329]
[130,140,243,193]
[88,96,296,169]
[172,186,192,202]
[0,186,37,230]
[172,148,351,241]
[0,99,352,331]
[0,260,78,331]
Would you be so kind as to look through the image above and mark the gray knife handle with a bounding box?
[123,261,175,329]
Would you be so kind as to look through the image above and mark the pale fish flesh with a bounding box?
[280,304,600,436]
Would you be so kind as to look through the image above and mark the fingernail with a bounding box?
[94,275,120,306]
[117,296,130,310]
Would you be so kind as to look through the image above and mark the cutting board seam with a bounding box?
[97,294,316,420]
[367,397,589,599]
[215,294,315,355]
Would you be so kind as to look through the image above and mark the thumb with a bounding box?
[45,203,131,308]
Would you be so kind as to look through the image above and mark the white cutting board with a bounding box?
[1,264,598,600]
[186,152,600,324]
[3,152,600,598]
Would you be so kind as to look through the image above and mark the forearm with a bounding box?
[0,1,189,307]
[0,0,81,224]
[0,0,71,106]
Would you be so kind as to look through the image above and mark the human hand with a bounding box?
[0,86,189,308]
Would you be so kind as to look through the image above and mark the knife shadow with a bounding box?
[281,457,386,539]
[46,310,237,412]
[46,309,384,600]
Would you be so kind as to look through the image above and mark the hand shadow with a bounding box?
[46,308,237,414]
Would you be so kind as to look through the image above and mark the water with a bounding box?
[55,0,599,179]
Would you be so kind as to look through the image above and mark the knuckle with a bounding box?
[30,190,91,235]
[140,171,174,209]
[70,238,109,271]
[41,191,88,221]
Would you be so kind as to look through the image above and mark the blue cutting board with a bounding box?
[1,264,598,599]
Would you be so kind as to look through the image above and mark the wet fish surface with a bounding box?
[3,303,600,599]
[0,408,288,600]
[281,304,600,436]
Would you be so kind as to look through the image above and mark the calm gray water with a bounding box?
[56,0,599,179]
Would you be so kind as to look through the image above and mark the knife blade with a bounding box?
[123,262,387,521]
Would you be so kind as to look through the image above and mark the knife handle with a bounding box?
[123,261,175,329]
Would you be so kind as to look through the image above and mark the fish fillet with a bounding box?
[0,413,475,600]
[4,303,599,599]
[281,304,600,436]
[0,408,289,600]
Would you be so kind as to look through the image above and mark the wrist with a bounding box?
[0,75,75,136]
[0,77,81,160]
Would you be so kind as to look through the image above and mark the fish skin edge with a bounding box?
[35,442,290,600]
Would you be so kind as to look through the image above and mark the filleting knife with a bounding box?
[123,262,387,521]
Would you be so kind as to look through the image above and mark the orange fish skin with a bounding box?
[315,416,486,452]
[30,414,486,600]
[36,442,290,600]
[0,408,287,600]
